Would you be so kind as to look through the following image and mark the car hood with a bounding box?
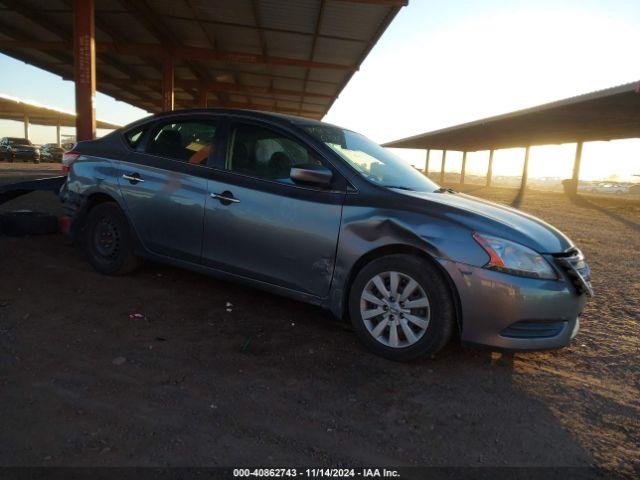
[398,189,574,253]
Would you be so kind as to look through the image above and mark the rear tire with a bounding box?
[348,254,455,361]
[83,202,140,275]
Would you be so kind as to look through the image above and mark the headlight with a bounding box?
[473,232,557,280]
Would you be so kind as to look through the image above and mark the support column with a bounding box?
[486,149,494,187]
[162,57,175,112]
[460,151,467,185]
[23,114,29,140]
[197,87,208,108]
[56,123,62,147]
[440,150,447,184]
[570,141,583,195]
[73,0,96,141]
[424,149,430,174]
[520,146,530,191]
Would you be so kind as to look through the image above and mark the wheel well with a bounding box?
[342,244,463,337]
[85,192,117,212]
[71,192,118,242]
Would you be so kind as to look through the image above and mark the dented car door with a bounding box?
[201,119,346,297]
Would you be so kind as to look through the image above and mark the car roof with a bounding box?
[121,108,343,132]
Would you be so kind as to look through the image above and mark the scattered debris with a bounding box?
[0,300,10,308]
[112,356,126,365]
[155,336,167,342]
[225,302,233,307]
[226,308,233,313]
[128,313,145,320]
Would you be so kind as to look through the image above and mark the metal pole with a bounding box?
[162,57,175,112]
[73,0,96,141]
[571,141,583,195]
[440,150,447,184]
[460,151,467,185]
[486,149,494,187]
[520,146,530,191]
[56,123,61,147]
[424,149,430,174]
[23,114,29,140]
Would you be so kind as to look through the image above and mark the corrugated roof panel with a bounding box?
[0,1,404,118]
[1,12,63,42]
[313,37,364,66]
[95,0,126,11]
[305,81,337,96]
[190,0,255,25]
[307,69,344,84]
[272,78,305,92]
[321,2,390,41]
[164,19,212,48]
[262,31,312,60]
[268,65,308,79]
[252,97,273,107]
[148,0,191,16]
[98,13,159,43]
[207,24,262,54]
[259,0,319,34]
[23,0,67,10]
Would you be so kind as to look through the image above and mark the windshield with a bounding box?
[304,125,439,192]
[8,138,32,146]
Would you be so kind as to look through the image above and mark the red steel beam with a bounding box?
[162,57,174,112]
[0,40,354,70]
[0,40,341,87]
[73,0,96,140]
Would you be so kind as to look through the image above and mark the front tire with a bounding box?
[348,254,455,361]
[84,202,140,275]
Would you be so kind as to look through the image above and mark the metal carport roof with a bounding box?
[0,94,120,129]
[0,0,406,120]
[383,81,640,151]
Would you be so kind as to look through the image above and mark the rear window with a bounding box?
[124,125,148,149]
[8,138,31,146]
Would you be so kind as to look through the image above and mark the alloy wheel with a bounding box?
[359,271,430,348]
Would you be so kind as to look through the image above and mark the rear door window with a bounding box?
[147,120,218,165]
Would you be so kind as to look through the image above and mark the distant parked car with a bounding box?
[40,144,65,162]
[0,137,40,163]
[586,182,628,195]
[59,109,592,361]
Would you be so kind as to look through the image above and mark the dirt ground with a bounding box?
[0,163,638,476]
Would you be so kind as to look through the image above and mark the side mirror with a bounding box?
[290,165,333,188]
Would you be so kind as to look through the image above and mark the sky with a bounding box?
[1,0,639,181]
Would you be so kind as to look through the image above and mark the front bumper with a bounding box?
[439,258,588,351]
[12,150,40,160]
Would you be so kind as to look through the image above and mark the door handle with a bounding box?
[210,192,240,204]
[122,173,144,183]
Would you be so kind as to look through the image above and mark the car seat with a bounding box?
[268,151,293,180]
[151,130,185,159]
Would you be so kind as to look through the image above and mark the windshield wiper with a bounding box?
[435,187,457,194]
[383,185,415,191]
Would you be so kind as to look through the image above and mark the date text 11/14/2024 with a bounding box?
[232,468,401,478]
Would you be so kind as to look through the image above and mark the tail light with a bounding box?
[62,150,80,173]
